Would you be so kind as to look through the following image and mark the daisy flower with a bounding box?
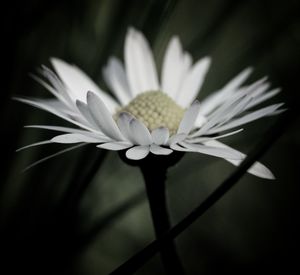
[16,28,284,179]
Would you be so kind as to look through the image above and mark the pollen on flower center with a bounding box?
[116,91,185,134]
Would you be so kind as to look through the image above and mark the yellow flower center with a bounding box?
[116,91,184,134]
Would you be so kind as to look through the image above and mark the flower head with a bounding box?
[16,28,284,179]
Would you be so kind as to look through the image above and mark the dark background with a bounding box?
[1,0,299,274]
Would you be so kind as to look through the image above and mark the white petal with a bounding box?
[51,133,104,144]
[116,112,135,143]
[223,67,254,92]
[174,53,193,101]
[247,81,270,98]
[168,133,187,145]
[150,144,173,155]
[177,57,211,107]
[229,77,268,102]
[267,109,287,116]
[76,100,100,130]
[206,90,248,121]
[51,58,119,112]
[22,144,85,172]
[246,88,281,110]
[97,141,132,150]
[180,141,243,160]
[38,66,74,106]
[102,57,132,105]
[187,128,243,143]
[215,94,254,126]
[151,127,170,145]
[16,140,52,152]
[199,67,253,115]
[35,98,73,116]
[203,140,275,179]
[126,145,150,160]
[161,36,185,99]
[14,97,96,132]
[194,114,207,128]
[190,92,256,138]
[170,143,193,152]
[25,125,103,136]
[124,28,159,96]
[30,74,63,102]
[129,118,152,145]
[177,100,201,134]
[134,29,159,90]
[86,92,124,141]
[208,103,284,134]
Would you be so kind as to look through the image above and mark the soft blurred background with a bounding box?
[1,0,299,274]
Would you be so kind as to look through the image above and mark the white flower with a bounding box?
[16,28,284,179]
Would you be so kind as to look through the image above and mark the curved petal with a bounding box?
[124,28,159,96]
[126,145,150,160]
[177,57,211,107]
[51,133,105,144]
[170,143,193,152]
[102,57,132,105]
[38,66,74,107]
[86,92,124,141]
[179,141,243,160]
[14,97,97,132]
[150,144,173,155]
[129,118,152,145]
[25,125,103,136]
[151,127,170,145]
[177,100,201,134]
[116,112,135,143]
[31,73,67,104]
[245,88,281,111]
[187,128,243,143]
[207,103,284,134]
[162,36,192,99]
[203,140,275,179]
[97,141,132,150]
[16,140,52,152]
[199,67,253,116]
[35,98,74,116]
[194,114,207,128]
[168,133,187,145]
[76,100,100,130]
[22,144,85,172]
[51,58,119,113]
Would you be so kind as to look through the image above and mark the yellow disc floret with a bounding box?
[116,91,184,134]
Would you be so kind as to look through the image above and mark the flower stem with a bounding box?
[140,163,185,275]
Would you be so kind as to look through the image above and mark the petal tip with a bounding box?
[127,26,138,36]
[86,90,95,101]
[192,99,201,106]
[50,57,65,68]
[119,111,134,120]
[263,170,276,180]
[203,56,212,64]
